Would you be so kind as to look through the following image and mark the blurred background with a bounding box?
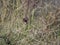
[0,0,60,45]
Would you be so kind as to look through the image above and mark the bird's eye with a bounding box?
[23,17,28,24]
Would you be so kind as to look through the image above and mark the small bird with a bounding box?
[23,17,28,24]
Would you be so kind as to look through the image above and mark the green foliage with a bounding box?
[0,0,60,45]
